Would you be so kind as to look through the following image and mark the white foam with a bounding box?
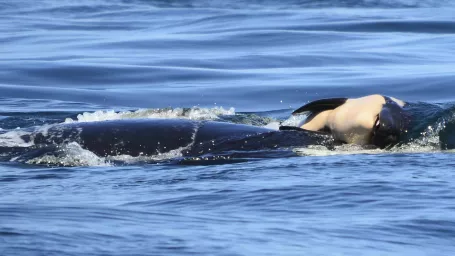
[294,145,384,157]
[26,143,194,166]
[106,146,188,164]
[294,141,446,157]
[26,142,110,167]
[64,106,235,123]
[262,121,280,130]
[0,130,34,147]
[34,124,55,137]
[397,116,451,152]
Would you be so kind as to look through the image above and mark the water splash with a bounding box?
[64,106,235,123]
[281,114,308,127]
[26,142,110,167]
[397,105,455,151]
[0,130,34,147]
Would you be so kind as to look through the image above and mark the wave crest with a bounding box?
[64,106,235,123]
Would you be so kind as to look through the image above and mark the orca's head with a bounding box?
[371,100,408,149]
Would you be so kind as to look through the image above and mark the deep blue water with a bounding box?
[2,0,455,255]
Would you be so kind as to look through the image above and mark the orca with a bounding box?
[13,118,334,161]
[0,94,412,164]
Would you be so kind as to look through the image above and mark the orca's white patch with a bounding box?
[299,94,405,145]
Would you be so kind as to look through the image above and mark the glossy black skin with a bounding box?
[371,97,410,149]
[18,118,333,158]
[10,95,409,163]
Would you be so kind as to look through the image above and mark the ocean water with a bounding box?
[1,0,455,255]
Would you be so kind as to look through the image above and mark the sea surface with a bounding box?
[1,0,455,255]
